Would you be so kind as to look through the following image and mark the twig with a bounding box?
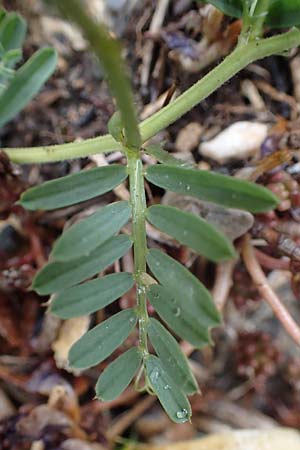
[254,248,290,271]
[212,259,237,311]
[242,234,300,346]
[255,79,299,119]
[106,395,156,442]
[140,0,170,88]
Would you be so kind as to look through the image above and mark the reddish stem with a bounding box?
[242,235,300,346]
[254,248,290,271]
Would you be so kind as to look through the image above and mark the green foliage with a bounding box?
[17,0,296,423]
[147,318,198,395]
[147,249,221,347]
[144,143,192,168]
[0,10,26,53]
[52,0,140,148]
[51,201,131,260]
[147,204,236,262]
[19,165,127,210]
[33,235,132,295]
[145,355,192,423]
[50,272,134,319]
[69,309,137,369]
[96,348,142,401]
[204,0,300,28]
[146,165,278,213]
[0,8,57,127]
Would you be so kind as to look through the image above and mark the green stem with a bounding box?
[250,0,271,40]
[238,0,253,45]
[54,0,141,148]
[127,150,149,357]
[5,28,300,164]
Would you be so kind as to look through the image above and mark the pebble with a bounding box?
[199,121,268,164]
[162,192,254,241]
[175,122,203,152]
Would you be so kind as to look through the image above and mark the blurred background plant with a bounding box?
[0,7,57,128]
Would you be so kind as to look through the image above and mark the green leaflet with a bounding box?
[145,165,278,213]
[19,164,127,211]
[145,355,192,423]
[147,205,236,262]
[0,48,57,128]
[144,144,192,168]
[204,0,300,28]
[51,201,131,261]
[50,272,134,319]
[148,285,214,347]
[69,308,137,369]
[147,318,198,395]
[95,347,142,401]
[0,11,26,52]
[32,234,132,295]
[147,249,221,347]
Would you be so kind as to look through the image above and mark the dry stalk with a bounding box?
[242,234,300,346]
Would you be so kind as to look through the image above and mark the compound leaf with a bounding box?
[19,164,127,211]
[0,48,57,128]
[147,204,236,262]
[51,272,134,319]
[147,249,221,347]
[51,201,131,261]
[33,234,132,295]
[145,355,192,423]
[148,318,198,395]
[146,165,278,213]
[95,347,142,401]
[69,308,137,369]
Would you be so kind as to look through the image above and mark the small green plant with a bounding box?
[5,0,300,422]
[0,8,57,128]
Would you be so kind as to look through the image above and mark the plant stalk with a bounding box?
[127,150,149,357]
[5,28,300,164]
[250,0,271,40]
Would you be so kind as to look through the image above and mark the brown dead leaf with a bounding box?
[52,316,90,372]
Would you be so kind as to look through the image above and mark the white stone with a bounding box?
[199,121,268,164]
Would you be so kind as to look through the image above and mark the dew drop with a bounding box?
[186,185,191,191]
[176,408,188,420]
[164,384,170,390]
[175,307,181,317]
[150,368,160,383]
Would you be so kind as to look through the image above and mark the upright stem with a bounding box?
[127,150,149,357]
[250,0,270,40]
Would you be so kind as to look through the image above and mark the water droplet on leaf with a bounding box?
[176,408,189,420]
